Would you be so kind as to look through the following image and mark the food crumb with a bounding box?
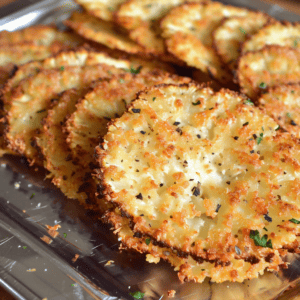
[40,235,53,244]
[46,224,61,238]
[14,182,20,189]
[105,260,114,266]
[23,210,26,213]
[26,268,36,272]
[168,290,176,298]
[72,254,80,263]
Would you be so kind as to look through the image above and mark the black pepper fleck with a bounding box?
[132,108,141,113]
[136,193,143,200]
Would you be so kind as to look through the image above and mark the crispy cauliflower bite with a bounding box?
[114,0,206,59]
[212,13,271,71]
[65,71,191,169]
[237,45,300,99]
[75,0,126,22]
[104,208,285,283]
[242,21,300,54]
[160,1,251,83]
[64,11,145,55]
[258,84,300,138]
[97,83,300,282]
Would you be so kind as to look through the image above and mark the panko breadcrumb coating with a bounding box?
[97,83,300,282]
[161,1,250,83]
[258,84,300,138]
[237,45,300,99]
[65,71,191,169]
[213,13,271,71]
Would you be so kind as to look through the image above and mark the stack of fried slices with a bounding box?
[2,0,300,284]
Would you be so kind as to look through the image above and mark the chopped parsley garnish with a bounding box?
[294,40,298,47]
[261,126,264,131]
[145,238,151,245]
[71,283,75,286]
[152,97,156,102]
[36,109,46,113]
[286,112,292,119]
[30,193,35,199]
[119,78,125,83]
[23,246,27,249]
[256,132,263,145]
[290,218,300,224]
[291,90,295,94]
[239,27,246,34]
[192,100,201,106]
[63,233,67,238]
[243,122,249,126]
[244,99,254,106]
[259,82,267,89]
[249,230,272,248]
[129,291,145,299]
[108,7,114,11]
[124,65,142,74]
[275,125,280,131]
[263,227,268,231]
[60,66,65,71]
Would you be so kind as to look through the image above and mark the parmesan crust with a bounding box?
[0,25,84,49]
[104,208,284,283]
[64,12,145,55]
[114,0,205,60]
[213,13,270,71]
[258,84,300,138]
[160,1,250,83]
[242,21,300,54]
[65,71,191,169]
[36,88,106,208]
[75,0,126,22]
[237,45,300,99]
[5,64,124,164]
[97,83,300,282]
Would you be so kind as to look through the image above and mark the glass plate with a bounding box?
[0,1,299,299]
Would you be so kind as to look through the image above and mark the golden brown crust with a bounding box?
[114,0,206,61]
[258,84,300,138]
[36,88,108,209]
[75,0,126,22]
[64,11,146,55]
[5,64,124,164]
[237,45,300,99]
[65,71,191,169]
[97,83,300,282]
[160,1,251,84]
[212,13,271,71]
[242,21,300,54]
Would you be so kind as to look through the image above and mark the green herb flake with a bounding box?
[71,283,75,286]
[249,230,272,248]
[287,112,292,119]
[256,132,263,145]
[263,227,268,231]
[108,7,114,11]
[239,27,246,34]
[145,238,151,245]
[23,246,27,249]
[192,100,201,106]
[129,291,145,299]
[244,99,254,106]
[30,193,35,199]
[146,4,152,8]
[152,97,156,102]
[119,79,125,83]
[290,218,300,224]
[124,65,142,75]
[259,82,267,89]
[275,125,280,131]
[261,126,264,131]
[291,90,295,94]
[294,40,298,47]
[60,66,65,71]
[201,269,205,271]
[36,109,46,113]
[63,233,67,238]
